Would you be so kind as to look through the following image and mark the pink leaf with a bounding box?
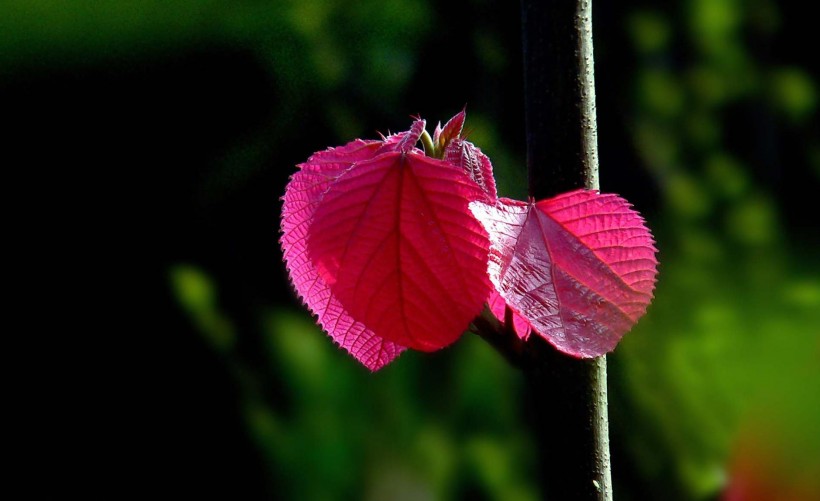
[307,150,492,352]
[433,109,466,149]
[444,138,497,202]
[470,190,658,357]
[487,290,532,340]
[392,118,426,153]
[281,138,405,370]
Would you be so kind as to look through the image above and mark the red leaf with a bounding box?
[444,138,497,201]
[431,110,497,201]
[281,138,406,370]
[433,109,466,150]
[488,290,532,340]
[470,190,658,357]
[307,150,492,351]
[393,118,426,153]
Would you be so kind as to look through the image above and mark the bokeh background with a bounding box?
[8,0,818,499]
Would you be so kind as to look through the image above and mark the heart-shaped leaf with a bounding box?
[307,148,492,352]
[470,190,658,357]
[281,138,406,370]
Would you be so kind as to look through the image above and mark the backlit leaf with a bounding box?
[487,290,532,340]
[444,138,497,202]
[470,190,658,357]
[308,148,492,351]
[281,138,406,370]
[434,109,466,150]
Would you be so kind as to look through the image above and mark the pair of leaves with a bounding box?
[281,112,657,370]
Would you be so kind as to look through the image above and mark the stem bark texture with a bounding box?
[520,0,612,499]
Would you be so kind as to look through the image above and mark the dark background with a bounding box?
[8,1,818,499]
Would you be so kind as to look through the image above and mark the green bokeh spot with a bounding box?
[639,70,685,119]
[725,194,777,245]
[705,153,748,199]
[666,173,712,219]
[169,264,235,351]
[770,68,817,124]
[629,11,671,54]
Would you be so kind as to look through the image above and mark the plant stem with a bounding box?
[420,129,437,158]
[519,1,612,499]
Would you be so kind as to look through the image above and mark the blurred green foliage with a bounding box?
[617,1,820,499]
[7,0,818,499]
[171,267,539,500]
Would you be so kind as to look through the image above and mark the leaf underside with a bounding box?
[470,190,658,358]
[488,290,532,340]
